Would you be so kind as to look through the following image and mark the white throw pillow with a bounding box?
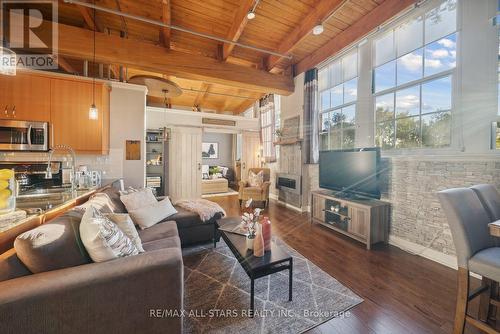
[74,193,115,213]
[80,206,139,262]
[105,213,145,253]
[248,170,264,187]
[128,197,178,230]
[120,188,157,212]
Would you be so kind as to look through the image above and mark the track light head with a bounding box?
[312,24,324,35]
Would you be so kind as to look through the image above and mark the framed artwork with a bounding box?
[125,140,141,160]
[202,142,219,159]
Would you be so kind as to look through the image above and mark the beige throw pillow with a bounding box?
[80,206,139,262]
[120,188,157,212]
[248,170,264,187]
[105,213,145,253]
[128,197,178,230]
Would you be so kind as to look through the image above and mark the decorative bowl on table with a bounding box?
[0,169,15,215]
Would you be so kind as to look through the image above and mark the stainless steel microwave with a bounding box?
[0,120,49,151]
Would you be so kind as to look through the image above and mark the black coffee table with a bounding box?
[216,217,293,317]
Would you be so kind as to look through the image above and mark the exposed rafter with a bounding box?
[54,56,77,74]
[295,0,418,74]
[266,0,347,72]
[193,83,211,107]
[49,22,294,94]
[159,0,171,49]
[77,2,103,32]
[222,0,255,61]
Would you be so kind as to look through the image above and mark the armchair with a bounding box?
[238,168,271,207]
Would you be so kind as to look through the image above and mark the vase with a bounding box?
[261,217,272,251]
[246,234,255,250]
[253,224,264,257]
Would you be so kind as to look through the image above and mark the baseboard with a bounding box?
[388,235,458,269]
[269,194,304,213]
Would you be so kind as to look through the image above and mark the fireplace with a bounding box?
[276,173,301,208]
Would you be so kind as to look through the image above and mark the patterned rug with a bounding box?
[182,237,362,334]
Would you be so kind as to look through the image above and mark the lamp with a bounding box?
[0,47,16,76]
[89,2,98,120]
[312,24,324,35]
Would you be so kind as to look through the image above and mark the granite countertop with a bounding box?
[0,187,98,233]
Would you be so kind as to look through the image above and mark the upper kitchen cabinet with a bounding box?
[0,72,51,121]
[50,78,110,154]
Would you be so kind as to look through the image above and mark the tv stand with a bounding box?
[311,190,390,250]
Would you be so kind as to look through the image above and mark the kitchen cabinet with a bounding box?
[50,78,110,154]
[0,72,51,121]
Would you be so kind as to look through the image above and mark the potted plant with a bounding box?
[240,199,262,249]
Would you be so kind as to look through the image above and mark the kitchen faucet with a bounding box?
[45,144,77,189]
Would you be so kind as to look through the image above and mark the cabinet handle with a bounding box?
[11,105,15,118]
[198,163,201,171]
[242,162,246,169]
[4,105,8,117]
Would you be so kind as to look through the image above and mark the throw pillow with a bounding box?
[248,170,264,187]
[74,192,115,213]
[119,186,139,196]
[101,187,128,213]
[14,211,91,273]
[120,188,157,212]
[128,197,178,230]
[105,213,145,252]
[80,206,139,262]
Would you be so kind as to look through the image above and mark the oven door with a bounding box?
[0,120,48,151]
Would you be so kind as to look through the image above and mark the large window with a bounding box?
[374,0,457,149]
[318,50,358,150]
[260,94,276,162]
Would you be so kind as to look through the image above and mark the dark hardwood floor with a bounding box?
[209,195,482,334]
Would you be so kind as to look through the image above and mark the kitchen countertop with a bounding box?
[0,187,98,233]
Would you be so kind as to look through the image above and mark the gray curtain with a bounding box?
[303,68,319,164]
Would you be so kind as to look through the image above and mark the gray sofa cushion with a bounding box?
[469,247,500,282]
[138,220,178,243]
[14,211,91,273]
[0,248,31,282]
[143,236,181,251]
[167,206,222,229]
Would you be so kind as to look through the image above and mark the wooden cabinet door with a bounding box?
[0,73,50,121]
[348,206,369,239]
[312,195,325,222]
[50,78,104,153]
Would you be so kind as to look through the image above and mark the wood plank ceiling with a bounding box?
[49,0,411,114]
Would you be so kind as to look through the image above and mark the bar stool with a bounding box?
[438,187,500,334]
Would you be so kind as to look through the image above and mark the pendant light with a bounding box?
[89,2,98,120]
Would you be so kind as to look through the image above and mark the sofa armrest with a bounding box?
[238,180,248,191]
[0,248,183,334]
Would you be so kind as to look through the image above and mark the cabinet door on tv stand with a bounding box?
[348,206,368,239]
[312,195,325,222]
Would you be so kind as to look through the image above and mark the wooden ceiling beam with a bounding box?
[76,3,103,32]
[159,0,171,49]
[49,22,294,94]
[222,0,255,61]
[294,0,418,74]
[193,83,211,107]
[54,56,78,74]
[266,0,347,72]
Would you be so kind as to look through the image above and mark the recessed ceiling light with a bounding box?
[312,24,324,35]
[247,11,256,20]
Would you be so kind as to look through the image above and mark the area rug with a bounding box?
[182,237,363,333]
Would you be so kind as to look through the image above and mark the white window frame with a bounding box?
[372,0,458,150]
[318,49,359,150]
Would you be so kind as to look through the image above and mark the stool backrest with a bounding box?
[438,188,495,268]
[471,184,500,221]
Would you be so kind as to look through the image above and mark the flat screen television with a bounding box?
[319,148,381,199]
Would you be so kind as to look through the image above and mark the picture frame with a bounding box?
[202,142,219,159]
